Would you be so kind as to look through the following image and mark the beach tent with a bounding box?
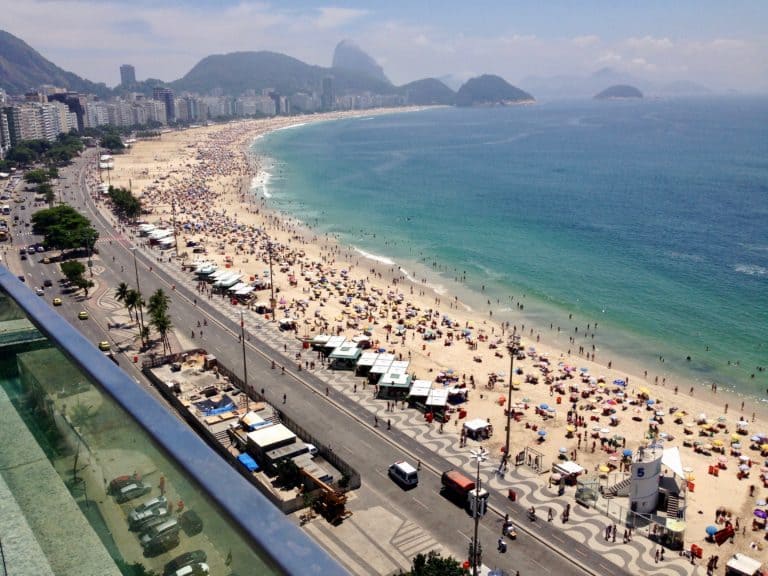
[409,379,433,401]
[228,282,248,292]
[662,447,686,478]
[463,418,492,440]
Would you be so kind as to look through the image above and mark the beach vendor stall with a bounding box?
[378,368,412,400]
[463,418,493,441]
[426,388,450,423]
[552,460,585,486]
[408,380,433,410]
[329,342,361,370]
[321,335,347,358]
[309,334,331,350]
[369,353,395,384]
[355,351,379,377]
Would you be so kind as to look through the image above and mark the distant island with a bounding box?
[594,85,643,100]
[455,74,534,107]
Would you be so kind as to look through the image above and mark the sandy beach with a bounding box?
[106,111,768,564]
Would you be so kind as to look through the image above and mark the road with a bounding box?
[6,148,627,576]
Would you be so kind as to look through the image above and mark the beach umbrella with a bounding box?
[732,443,742,450]
[646,399,655,406]
[659,432,669,440]
[613,379,626,386]
[580,367,589,373]
[600,428,611,435]
[675,411,686,418]
[566,425,576,433]
[598,464,610,473]
[756,499,767,507]
[740,455,751,462]
[739,420,749,427]
[751,435,763,442]
[712,439,724,447]
[655,411,665,417]
[739,464,750,472]
[622,449,633,457]
[539,403,550,410]
[705,526,718,536]
[754,509,768,519]
[731,434,742,442]
[538,430,547,437]
[718,456,728,464]
[559,447,568,454]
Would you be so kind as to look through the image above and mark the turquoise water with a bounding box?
[253,98,768,399]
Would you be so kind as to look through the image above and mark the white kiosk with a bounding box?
[629,444,663,514]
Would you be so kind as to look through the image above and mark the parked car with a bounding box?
[163,550,208,576]
[388,461,419,489]
[140,518,180,549]
[143,531,180,558]
[128,496,168,529]
[132,512,171,534]
[169,563,209,576]
[43,278,52,287]
[179,510,203,536]
[107,474,140,495]
[78,310,89,320]
[114,481,151,503]
[52,297,62,306]
[98,341,111,351]
[35,287,44,296]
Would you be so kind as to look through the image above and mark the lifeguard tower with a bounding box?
[630,444,664,514]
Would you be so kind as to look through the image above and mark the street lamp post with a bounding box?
[505,332,522,464]
[240,311,251,412]
[267,240,276,322]
[131,246,146,348]
[469,446,488,576]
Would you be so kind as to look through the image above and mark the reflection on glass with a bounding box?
[0,291,279,576]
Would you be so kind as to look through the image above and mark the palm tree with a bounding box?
[114,282,132,320]
[125,289,145,346]
[148,289,173,354]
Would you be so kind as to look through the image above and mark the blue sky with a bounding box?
[2,1,766,91]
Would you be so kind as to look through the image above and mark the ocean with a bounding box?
[251,97,768,401]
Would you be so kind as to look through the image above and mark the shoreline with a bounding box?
[248,112,767,414]
[109,111,768,564]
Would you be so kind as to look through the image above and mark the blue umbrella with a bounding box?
[646,399,655,406]
[705,525,718,536]
[538,430,547,436]
[623,449,633,457]
[539,403,550,410]
[613,379,626,386]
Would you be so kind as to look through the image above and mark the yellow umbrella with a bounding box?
[566,425,576,432]
[712,439,724,447]
[598,465,610,473]
[675,411,685,418]
[639,387,650,395]
[731,434,742,442]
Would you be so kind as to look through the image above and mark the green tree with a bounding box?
[100,133,125,151]
[37,182,55,206]
[32,204,99,252]
[148,289,173,354]
[114,282,132,320]
[60,260,86,285]
[24,168,50,185]
[405,551,469,576]
[108,186,142,221]
[73,276,95,298]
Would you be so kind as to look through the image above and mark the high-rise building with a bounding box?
[152,87,175,122]
[119,64,136,86]
[321,76,335,111]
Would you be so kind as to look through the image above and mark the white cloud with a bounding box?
[313,7,368,29]
[572,35,600,48]
[596,51,623,64]
[625,36,674,51]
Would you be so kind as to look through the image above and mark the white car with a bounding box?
[128,496,168,526]
[35,287,44,296]
[305,443,318,457]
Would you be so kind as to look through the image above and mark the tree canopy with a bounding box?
[2,134,83,168]
[405,551,469,576]
[108,186,142,220]
[100,133,125,151]
[31,204,98,251]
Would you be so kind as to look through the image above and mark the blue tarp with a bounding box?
[194,394,235,416]
[238,453,259,472]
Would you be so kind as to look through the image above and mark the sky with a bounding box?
[2,0,767,92]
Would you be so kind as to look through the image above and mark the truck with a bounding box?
[441,469,489,514]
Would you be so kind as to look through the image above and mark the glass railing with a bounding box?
[0,266,347,576]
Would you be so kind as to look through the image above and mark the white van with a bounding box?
[388,461,418,488]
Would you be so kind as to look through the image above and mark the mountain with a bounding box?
[455,74,534,107]
[400,78,455,105]
[332,40,389,84]
[595,85,643,99]
[171,51,394,97]
[0,29,111,97]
